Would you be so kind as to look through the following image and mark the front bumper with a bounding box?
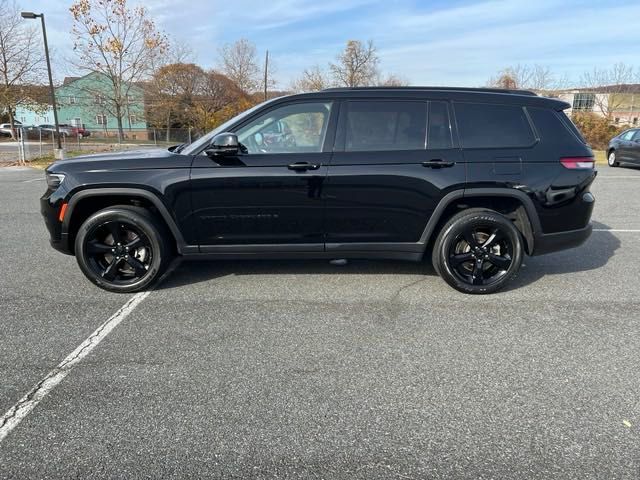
[40,195,72,255]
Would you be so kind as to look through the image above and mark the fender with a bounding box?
[418,187,541,252]
[62,187,194,254]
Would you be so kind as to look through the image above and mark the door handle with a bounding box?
[288,162,319,171]
[422,159,455,168]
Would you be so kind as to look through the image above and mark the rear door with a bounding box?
[324,99,465,252]
[454,102,537,186]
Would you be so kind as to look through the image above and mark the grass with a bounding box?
[593,150,606,165]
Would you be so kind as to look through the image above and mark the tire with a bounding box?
[432,210,524,294]
[608,150,618,167]
[74,206,172,293]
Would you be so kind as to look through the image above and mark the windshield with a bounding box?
[181,98,281,155]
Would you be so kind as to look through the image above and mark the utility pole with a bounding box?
[264,50,269,102]
[21,11,63,158]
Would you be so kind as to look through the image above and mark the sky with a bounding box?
[18,0,640,88]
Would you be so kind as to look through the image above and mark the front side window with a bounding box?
[621,130,635,140]
[454,102,535,148]
[344,101,426,152]
[236,102,332,154]
[631,130,640,141]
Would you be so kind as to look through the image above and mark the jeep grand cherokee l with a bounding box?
[41,87,596,294]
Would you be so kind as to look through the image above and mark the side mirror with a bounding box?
[205,132,239,157]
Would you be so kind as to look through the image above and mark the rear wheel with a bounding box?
[75,206,171,293]
[608,150,618,167]
[432,210,523,294]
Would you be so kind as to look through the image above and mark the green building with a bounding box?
[56,72,147,138]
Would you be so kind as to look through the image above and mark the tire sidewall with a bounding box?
[608,151,616,167]
[436,212,523,294]
[75,208,166,293]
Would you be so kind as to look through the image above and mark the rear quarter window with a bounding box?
[454,102,535,148]
[528,107,587,146]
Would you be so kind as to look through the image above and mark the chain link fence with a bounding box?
[0,127,201,164]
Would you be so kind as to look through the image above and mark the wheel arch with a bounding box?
[63,188,187,255]
[421,188,541,255]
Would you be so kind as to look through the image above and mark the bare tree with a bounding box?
[329,40,379,87]
[487,64,558,91]
[291,65,331,92]
[69,0,168,140]
[377,73,409,87]
[0,0,44,142]
[581,63,637,118]
[218,38,261,93]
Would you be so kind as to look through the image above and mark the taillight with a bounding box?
[560,157,595,169]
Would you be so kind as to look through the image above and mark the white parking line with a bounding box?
[593,229,640,232]
[0,261,178,444]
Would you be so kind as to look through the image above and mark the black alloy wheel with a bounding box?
[433,210,524,294]
[85,221,153,284]
[75,206,171,292]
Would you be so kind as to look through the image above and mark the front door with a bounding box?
[630,130,640,164]
[190,101,335,251]
[324,99,465,251]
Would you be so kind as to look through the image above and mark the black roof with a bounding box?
[280,86,570,110]
[322,86,539,96]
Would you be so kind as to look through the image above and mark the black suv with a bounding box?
[41,87,596,294]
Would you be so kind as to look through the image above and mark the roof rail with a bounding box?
[321,86,538,96]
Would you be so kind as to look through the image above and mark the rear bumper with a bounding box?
[531,223,592,256]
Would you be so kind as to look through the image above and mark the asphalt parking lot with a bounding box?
[1,166,640,479]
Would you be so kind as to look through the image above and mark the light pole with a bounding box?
[21,11,63,158]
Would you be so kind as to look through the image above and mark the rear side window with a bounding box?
[428,101,452,149]
[528,107,587,146]
[344,101,427,151]
[454,102,535,148]
[632,130,640,141]
[622,130,637,140]
[558,111,587,143]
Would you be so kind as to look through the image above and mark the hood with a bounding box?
[48,147,190,172]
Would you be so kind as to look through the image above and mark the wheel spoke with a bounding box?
[125,236,143,250]
[102,258,122,281]
[482,228,504,248]
[106,222,122,244]
[125,256,147,276]
[462,228,479,248]
[471,259,484,285]
[86,240,112,255]
[450,252,473,267]
[488,253,511,270]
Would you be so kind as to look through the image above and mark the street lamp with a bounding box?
[21,11,63,158]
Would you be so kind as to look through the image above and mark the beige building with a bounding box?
[554,86,640,126]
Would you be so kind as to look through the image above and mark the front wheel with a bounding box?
[608,150,618,167]
[432,210,524,294]
[75,206,171,293]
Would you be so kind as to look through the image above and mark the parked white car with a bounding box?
[0,121,23,137]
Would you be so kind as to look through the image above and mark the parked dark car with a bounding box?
[41,87,596,294]
[38,124,73,137]
[607,128,640,167]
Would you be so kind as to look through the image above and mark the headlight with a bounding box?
[46,173,65,189]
